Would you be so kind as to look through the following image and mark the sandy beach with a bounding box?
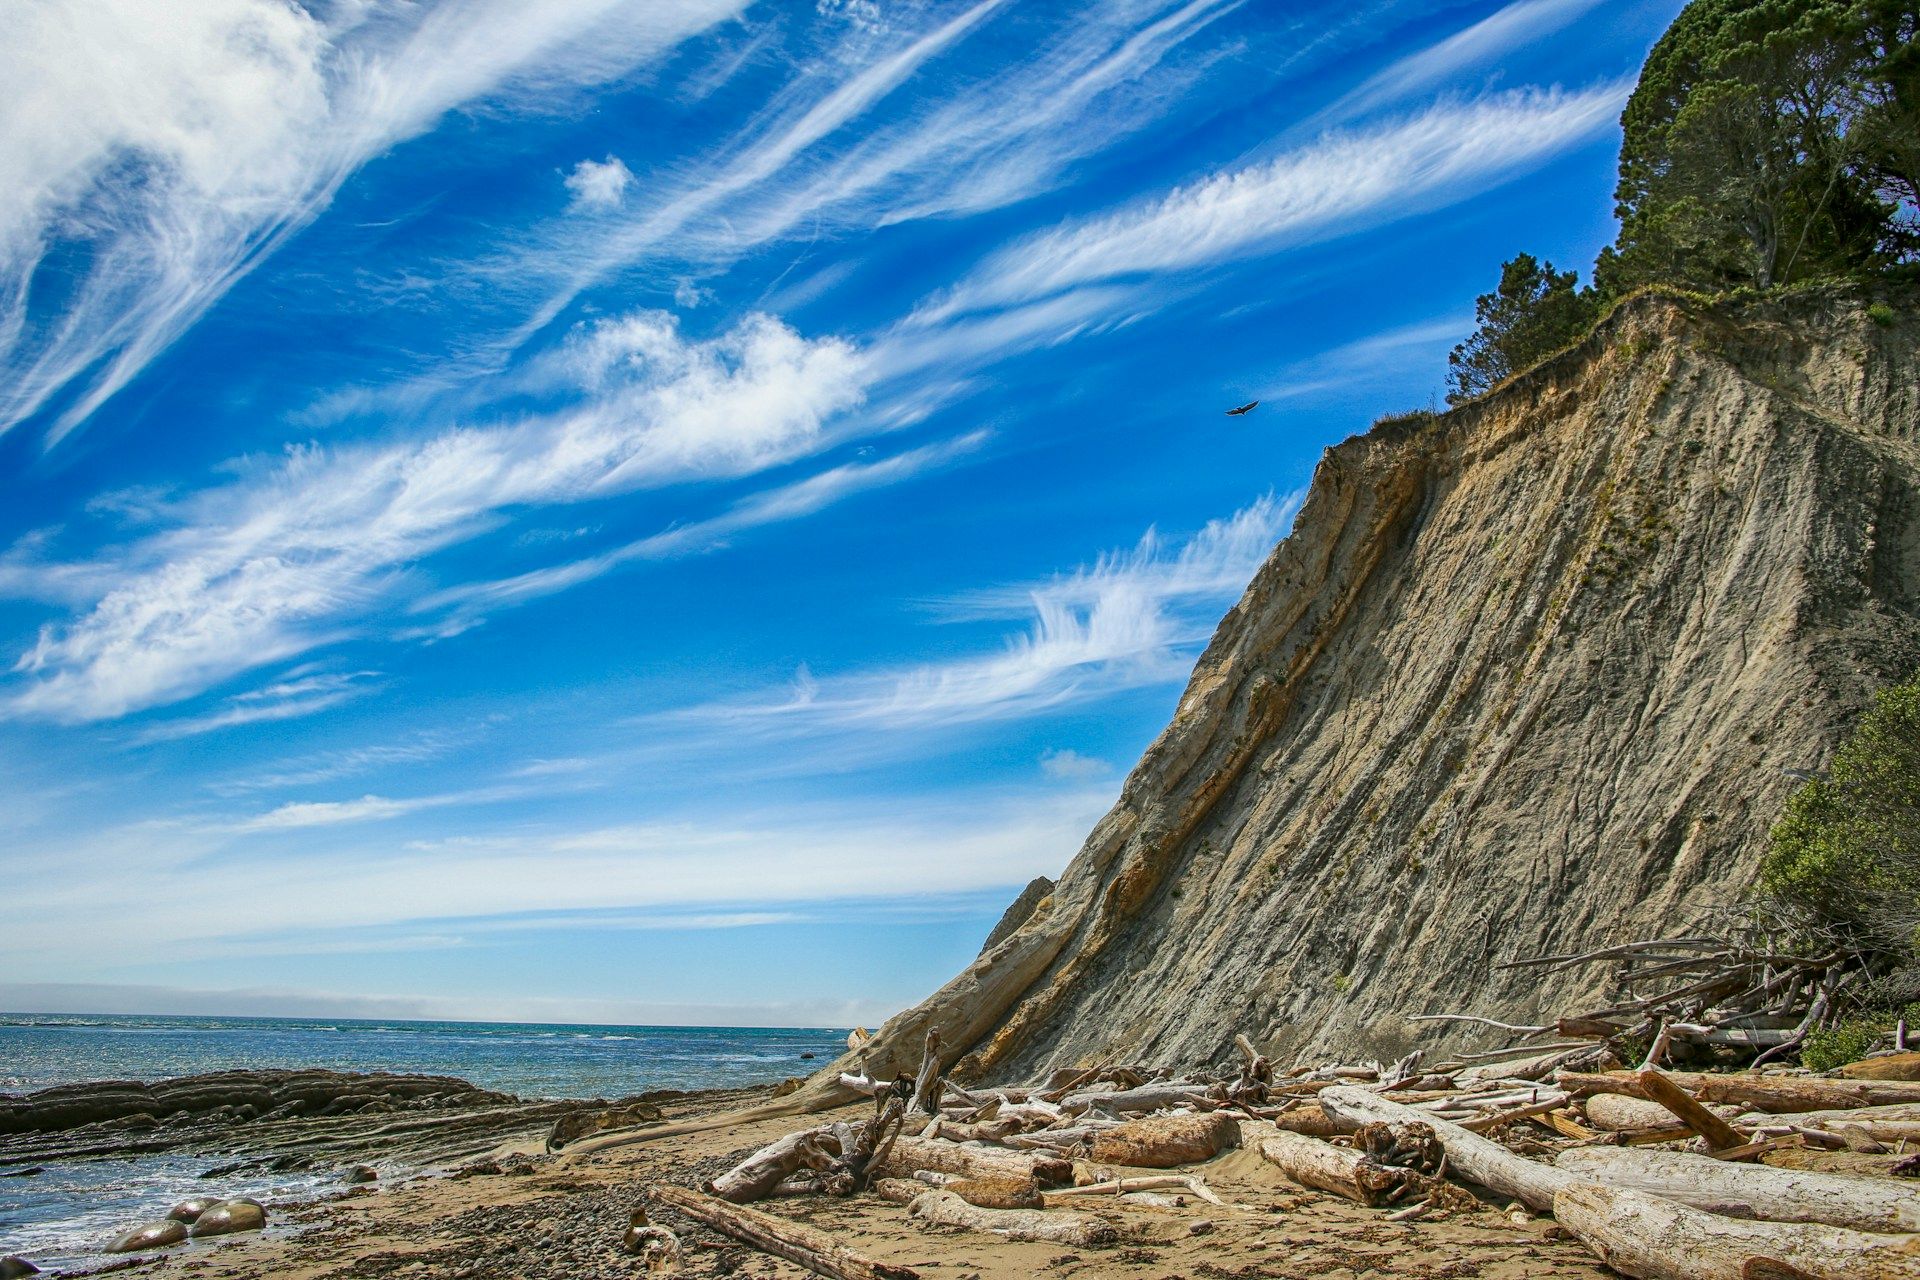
[76,1086,1615,1280]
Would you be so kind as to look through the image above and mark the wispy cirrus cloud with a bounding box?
[475,0,1240,349]
[414,429,989,633]
[690,492,1297,732]
[0,786,1115,968]
[1310,0,1608,127]
[927,82,1628,320]
[0,0,743,444]
[209,731,473,796]
[6,310,867,722]
[132,670,384,743]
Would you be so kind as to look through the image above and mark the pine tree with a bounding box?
[1445,255,1599,405]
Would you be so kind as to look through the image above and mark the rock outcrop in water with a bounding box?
[813,288,1920,1096]
[0,1068,685,1178]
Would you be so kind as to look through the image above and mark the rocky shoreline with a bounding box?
[0,1068,747,1275]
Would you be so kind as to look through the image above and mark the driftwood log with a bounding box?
[922,1176,1042,1209]
[1633,1069,1748,1151]
[1088,1112,1235,1168]
[1263,1102,1345,1137]
[1256,1130,1410,1206]
[1841,1052,1920,1081]
[1586,1093,1741,1132]
[1553,1181,1920,1280]
[651,1185,920,1280]
[1559,1070,1920,1114]
[1044,1174,1224,1206]
[1064,1082,1220,1115]
[1319,1086,1579,1213]
[709,1129,840,1203]
[1556,1146,1920,1234]
[708,1098,905,1202]
[873,1136,1073,1187]
[907,1190,1119,1246]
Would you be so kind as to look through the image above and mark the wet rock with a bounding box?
[189,1197,267,1238]
[106,1219,188,1253]
[167,1196,217,1224]
[0,1068,501,1136]
[544,1101,664,1151]
[346,1164,378,1184]
[0,1167,43,1177]
[799,1052,816,1060]
[0,1257,40,1277]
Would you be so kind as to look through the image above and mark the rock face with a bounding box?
[822,289,1920,1091]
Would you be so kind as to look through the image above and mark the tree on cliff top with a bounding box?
[1445,254,1599,404]
[1598,0,1917,295]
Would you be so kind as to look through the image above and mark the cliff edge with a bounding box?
[812,287,1920,1099]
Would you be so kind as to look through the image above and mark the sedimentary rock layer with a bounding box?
[819,288,1920,1095]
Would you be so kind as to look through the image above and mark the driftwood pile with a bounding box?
[640,1022,1920,1280]
[1414,927,1869,1068]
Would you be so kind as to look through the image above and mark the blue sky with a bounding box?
[0,0,1682,1028]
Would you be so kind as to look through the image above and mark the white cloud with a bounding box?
[209,732,470,795]
[1040,748,1111,780]
[932,83,1628,318]
[0,0,743,444]
[6,310,867,722]
[1254,313,1471,403]
[131,670,384,743]
[1313,0,1606,126]
[0,979,885,1029]
[0,786,1113,970]
[415,429,988,630]
[235,793,420,832]
[692,493,1298,731]
[564,155,635,212]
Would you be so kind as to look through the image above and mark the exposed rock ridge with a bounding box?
[799,288,1920,1102]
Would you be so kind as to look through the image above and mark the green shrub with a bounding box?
[1762,670,1920,959]
[1802,1002,1920,1070]
[1868,302,1897,327]
[1803,1020,1885,1071]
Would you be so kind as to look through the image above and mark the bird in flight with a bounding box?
[1225,400,1259,416]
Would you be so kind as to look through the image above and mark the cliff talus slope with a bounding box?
[822,289,1920,1095]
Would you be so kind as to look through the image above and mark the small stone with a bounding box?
[0,1257,41,1278]
[168,1196,218,1223]
[1188,1219,1215,1236]
[106,1220,189,1253]
[190,1198,267,1238]
[345,1164,378,1184]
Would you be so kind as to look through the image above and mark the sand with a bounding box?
[88,1089,1616,1280]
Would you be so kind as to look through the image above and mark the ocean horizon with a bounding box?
[0,1011,849,1099]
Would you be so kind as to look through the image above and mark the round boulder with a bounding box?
[1,1257,42,1278]
[106,1220,188,1253]
[167,1196,217,1224]
[189,1198,267,1238]
[345,1164,378,1184]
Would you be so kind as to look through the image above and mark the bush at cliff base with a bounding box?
[1763,669,1920,965]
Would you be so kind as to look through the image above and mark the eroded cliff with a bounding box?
[813,288,1920,1097]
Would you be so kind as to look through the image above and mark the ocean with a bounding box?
[0,1012,848,1268]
